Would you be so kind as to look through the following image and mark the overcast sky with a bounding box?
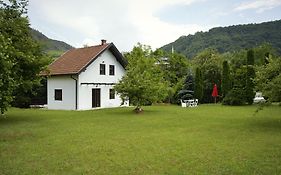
[28,0,281,52]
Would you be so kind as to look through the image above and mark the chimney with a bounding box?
[101,39,106,45]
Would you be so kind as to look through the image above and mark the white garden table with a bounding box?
[182,99,198,107]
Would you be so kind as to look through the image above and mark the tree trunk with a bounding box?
[134,106,143,113]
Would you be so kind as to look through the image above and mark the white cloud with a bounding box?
[82,38,96,47]
[127,0,212,49]
[234,0,281,13]
[28,0,212,51]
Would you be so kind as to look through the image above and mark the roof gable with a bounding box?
[45,43,126,76]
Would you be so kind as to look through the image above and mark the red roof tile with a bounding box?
[45,43,111,75]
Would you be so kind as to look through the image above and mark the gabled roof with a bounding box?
[43,43,126,76]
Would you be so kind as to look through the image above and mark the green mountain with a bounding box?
[30,28,73,58]
[161,20,281,58]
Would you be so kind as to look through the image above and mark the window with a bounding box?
[109,65,115,75]
[100,64,105,75]
[54,89,62,101]
[109,89,115,99]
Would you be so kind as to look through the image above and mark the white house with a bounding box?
[43,40,128,110]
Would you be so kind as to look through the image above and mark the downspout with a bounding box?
[71,75,78,110]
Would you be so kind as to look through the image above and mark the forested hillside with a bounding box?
[161,20,281,58]
[30,28,73,58]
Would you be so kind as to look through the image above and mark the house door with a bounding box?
[92,88,101,108]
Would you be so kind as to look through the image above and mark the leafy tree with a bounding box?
[255,57,281,102]
[222,67,247,105]
[165,52,189,85]
[193,49,222,103]
[194,67,203,102]
[226,49,247,70]
[0,0,49,113]
[114,44,169,113]
[153,50,189,100]
[222,88,246,105]
[0,34,15,114]
[221,60,231,98]
[159,52,189,103]
[253,43,276,65]
[12,77,48,108]
[245,49,255,104]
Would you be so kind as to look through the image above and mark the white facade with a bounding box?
[78,50,126,110]
[47,49,128,110]
[47,75,77,110]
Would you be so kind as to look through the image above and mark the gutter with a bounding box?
[70,75,78,110]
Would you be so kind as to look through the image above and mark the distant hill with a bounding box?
[30,28,73,58]
[161,20,281,58]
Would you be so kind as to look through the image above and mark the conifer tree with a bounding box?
[245,49,255,104]
[221,61,231,98]
[194,67,203,102]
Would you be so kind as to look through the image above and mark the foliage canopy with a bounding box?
[114,44,169,112]
[255,57,281,102]
[0,0,49,113]
[161,20,281,58]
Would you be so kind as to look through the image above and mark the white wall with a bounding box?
[78,49,126,110]
[47,75,77,110]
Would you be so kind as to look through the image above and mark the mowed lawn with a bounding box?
[0,105,281,175]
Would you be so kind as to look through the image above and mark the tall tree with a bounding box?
[154,50,189,104]
[0,33,15,114]
[193,49,222,103]
[221,60,231,98]
[245,49,255,104]
[255,57,281,102]
[114,44,169,113]
[164,52,189,86]
[222,67,247,105]
[0,0,49,114]
[194,67,203,102]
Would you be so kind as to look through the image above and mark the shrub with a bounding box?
[222,88,246,105]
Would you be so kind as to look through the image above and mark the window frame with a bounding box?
[109,65,115,76]
[100,64,106,75]
[109,89,115,99]
[54,89,62,101]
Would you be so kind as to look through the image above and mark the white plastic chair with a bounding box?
[181,100,187,107]
[194,99,198,107]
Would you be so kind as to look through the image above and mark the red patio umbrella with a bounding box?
[212,84,218,103]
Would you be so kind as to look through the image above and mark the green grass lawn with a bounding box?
[0,105,281,175]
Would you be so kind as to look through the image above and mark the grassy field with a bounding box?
[0,105,281,175]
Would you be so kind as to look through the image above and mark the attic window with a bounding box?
[109,65,115,75]
[54,89,62,101]
[100,64,105,75]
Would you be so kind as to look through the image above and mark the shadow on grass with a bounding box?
[0,130,34,141]
[247,118,281,131]
[87,106,163,118]
[0,114,45,126]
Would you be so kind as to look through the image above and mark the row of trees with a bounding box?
[115,43,281,112]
